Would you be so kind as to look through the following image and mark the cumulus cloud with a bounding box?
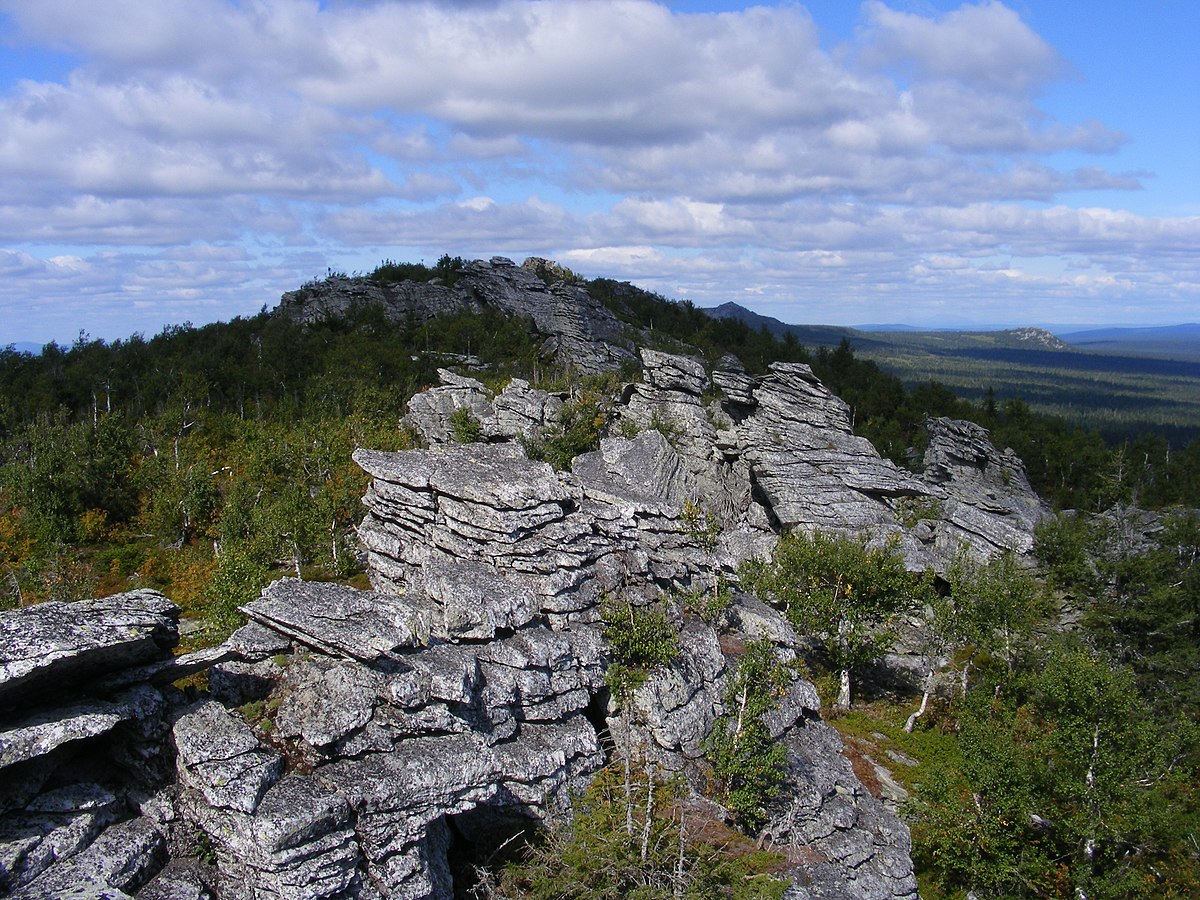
[0,0,1193,339]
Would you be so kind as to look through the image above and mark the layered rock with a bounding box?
[0,337,1057,900]
[405,370,565,446]
[0,591,181,898]
[342,438,919,899]
[353,440,710,628]
[608,350,1048,570]
[459,257,635,375]
[182,579,608,899]
[276,256,635,376]
[916,416,1045,561]
[616,349,770,534]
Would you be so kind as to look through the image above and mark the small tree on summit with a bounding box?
[741,530,925,709]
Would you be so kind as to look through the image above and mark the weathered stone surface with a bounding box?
[272,656,380,751]
[734,363,930,541]
[276,256,635,376]
[493,377,565,440]
[423,556,541,639]
[10,816,165,899]
[459,257,635,375]
[914,416,1046,561]
[2,322,1072,898]
[0,783,119,892]
[242,579,435,660]
[182,774,361,900]
[405,369,567,446]
[0,590,178,710]
[174,702,282,815]
[616,349,767,530]
[0,700,133,772]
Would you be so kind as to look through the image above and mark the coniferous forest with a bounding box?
[2,260,1198,897]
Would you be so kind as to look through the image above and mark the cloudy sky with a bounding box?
[1,0,1197,345]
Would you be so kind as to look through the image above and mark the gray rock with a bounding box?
[0,591,178,710]
[423,557,541,640]
[272,656,379,751]
[276,257,634,376]
[734,363,930,546]
[916,416,1046,563]
[173,702,282,815]
[405,369,497,445]
[242,579,435,661]
[11,816,165,899]
[0,784,119,892]
[0,699,134,771]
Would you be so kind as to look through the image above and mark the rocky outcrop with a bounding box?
[916,416,1045,562]
[459,257,635,375]
[717,361,930,542]
[0,591,182,898]
[276,257,635,376]
[0,332,1057,900]
[354,440,710,626]
[405,370,565,446]
[613,350,1047,571]
[344,439,918,898]
[171,573,606,900]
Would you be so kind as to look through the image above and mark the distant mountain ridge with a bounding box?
[1060,323,1200,342]
[700,302,1071,351]
[4,341,42,355]
[700,301,877,348]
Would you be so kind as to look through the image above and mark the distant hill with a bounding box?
[697,302,1200,441]
[701,302,881,349]
[3,342,42,355]
[1058,323,1200,362]
[1059,323,1200,343]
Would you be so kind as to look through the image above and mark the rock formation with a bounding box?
[0,591,195,898]
[276,257,635,376]
[0,274,1056,899]
[405,371,565,446]
[0,434,926,898]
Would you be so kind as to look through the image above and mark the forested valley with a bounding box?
[2,259,1198,897]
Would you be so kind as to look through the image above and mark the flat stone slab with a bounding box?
[0,591,178,710]
[242,580,436,662]
[0,685,159,771]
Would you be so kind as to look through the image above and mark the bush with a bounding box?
[494,763,787,899]
[740,531,924,708]
[600,595,679,695]
[448,406,483,444]
[706,638,791,833]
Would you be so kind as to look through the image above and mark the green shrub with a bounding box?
[600,596,679,695]
[448,405,483,444]
[495,763,787,899]
[682,500,721,552]
[706,638,791,834]
[740,531,924,709]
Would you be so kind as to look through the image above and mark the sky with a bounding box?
[1,0,1197,346]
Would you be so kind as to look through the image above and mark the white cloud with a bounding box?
[857,0,1064,94]
[0,0,1193,340]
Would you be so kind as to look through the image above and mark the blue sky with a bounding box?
[1,0,1197,345]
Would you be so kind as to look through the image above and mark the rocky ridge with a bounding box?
[0,267,1050,899]
[405,347,1046,574]
[1,436,923,899]
[276,257,635,376]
